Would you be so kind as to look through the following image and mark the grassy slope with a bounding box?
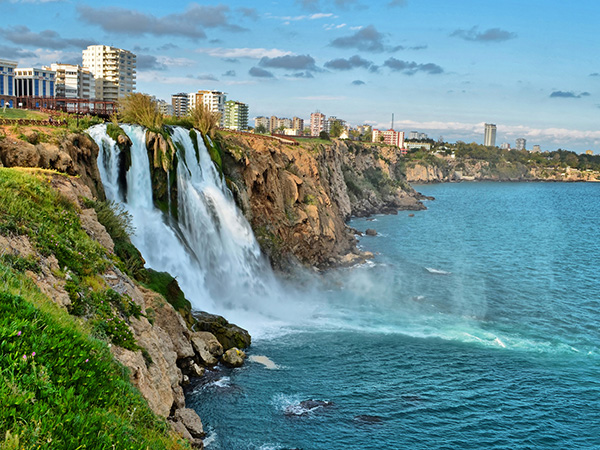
[0,168,189,450]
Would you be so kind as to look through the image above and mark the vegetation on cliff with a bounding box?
[0,168,190,449]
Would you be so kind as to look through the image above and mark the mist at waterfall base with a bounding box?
[89,125,600,449]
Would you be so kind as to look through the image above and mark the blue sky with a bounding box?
[2,0,599,152]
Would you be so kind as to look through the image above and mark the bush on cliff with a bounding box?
[118,93,164,131]
[188,103,220,139]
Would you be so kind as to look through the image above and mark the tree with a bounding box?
[255,124,267,134]
[330,120,343,138]
[319,131,330,141]
[118,93,163,129]
[188,103,220,139]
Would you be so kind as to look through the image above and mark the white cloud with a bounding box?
[196,47,293,59]
[157,56,196,67]
[266,12,336,22]
[324,23,347,30]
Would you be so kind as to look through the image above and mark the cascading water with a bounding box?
[88,124,308,335]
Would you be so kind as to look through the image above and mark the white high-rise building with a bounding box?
[188,90,226,127]
[484,123,497,147]
[46,64,95,99]
[82,45,136,102]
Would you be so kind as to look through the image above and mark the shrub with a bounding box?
[118,93,163,130]
[188,103,220,139]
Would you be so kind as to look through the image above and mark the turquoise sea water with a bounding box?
[188,182,600,449]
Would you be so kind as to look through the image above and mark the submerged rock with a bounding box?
[353,414,384,424]
[365,228,377,236]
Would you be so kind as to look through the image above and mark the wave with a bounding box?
[425,267,452,275]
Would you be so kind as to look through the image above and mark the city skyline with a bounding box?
[1,0,599,151]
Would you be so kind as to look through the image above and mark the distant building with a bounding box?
[292,117,304,131]
[157,99,173,117]
[372,128,405,148]
[224,100,249,131]
[586,150,594,155]
[515,138,526,151]
[46,63,95,99]
[254,116,270,132]
[500,142,510,150]
[356,124,372,135]
[82,45,136,102]
[409,131,428,140]
[0,59,17,107]
[325,116,346,133]
[310,111,326,136]
[14,67,56,98]
[484,123,496,147]
[405,141,432,151]
[171,93,189,118]
[532,145,541,153]
[188,90,226,127]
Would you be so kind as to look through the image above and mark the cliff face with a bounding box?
[218,135,425,269]
[0,131,105,199]
[405,159,600,183]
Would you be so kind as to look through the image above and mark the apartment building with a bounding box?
[254,116,270,131]
[484,123,497,147]
[372,128,405,148]
[171,93,189,117]
[82,45,136,102]
[0,59,17,107]
[292,117,304,131]
[14,67,55,98]
[224,100,249,131]
[310,111,326,136]
[46,63,95,99]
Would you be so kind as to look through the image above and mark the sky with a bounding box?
[1,0,600,152]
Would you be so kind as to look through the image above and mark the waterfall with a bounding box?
[88,124,307,335]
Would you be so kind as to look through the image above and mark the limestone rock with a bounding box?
[222,348,246,368]
[174,408,206,439]
[190,331,223,366]
[193,311,251,350]
[79,208,115,252]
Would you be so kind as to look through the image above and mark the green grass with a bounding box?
[0,168,108,277]
[0,109,48,120]
[0,289,188,449]
[0,168,190,449]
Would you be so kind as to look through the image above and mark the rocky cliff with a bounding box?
[218,134,426,269]
[405,159,600,183]
[0,168,251,448]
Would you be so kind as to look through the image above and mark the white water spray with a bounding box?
[88,124,309,336]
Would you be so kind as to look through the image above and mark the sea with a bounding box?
[186,182,600,450]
